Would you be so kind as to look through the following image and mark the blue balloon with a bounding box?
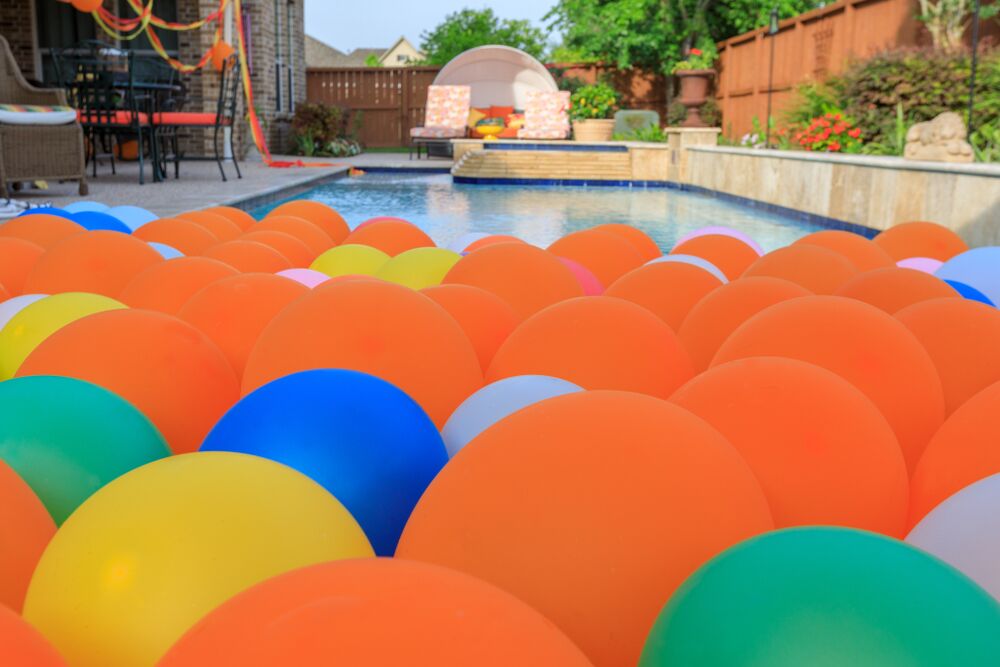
[148,242,184,259]
[70,211,132,234]
[945,280,996,307]
[442,375,583,458]
[63,200,111,214]
[107,205,157,231]
[16,207,75,219]
[648,253,728,283]
[937,247,1000,307]
[200,369,448,556]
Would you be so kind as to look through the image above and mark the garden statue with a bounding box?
[903,112,974,163]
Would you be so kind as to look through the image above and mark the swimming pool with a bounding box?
[252,173,832,252]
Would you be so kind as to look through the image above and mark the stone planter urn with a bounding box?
[572,119,616,142]
[676,69,715,128]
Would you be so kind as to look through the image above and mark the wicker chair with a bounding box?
[0,34,88,198]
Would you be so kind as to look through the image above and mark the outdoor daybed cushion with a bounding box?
[518,90,571,140]
[0,104,77,125]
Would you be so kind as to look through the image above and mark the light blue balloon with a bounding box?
[70,211,131,234]
[937,248,1000,307]
[647,253,729,283]
[441,375,584,458]
[63,201,111,214]
[0,294,47,332]
[108,205,157,231]
[148,242,184,259]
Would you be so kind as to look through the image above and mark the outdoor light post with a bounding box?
[967,0,982,135]
[765,7,779,148]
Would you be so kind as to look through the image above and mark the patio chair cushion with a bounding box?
[152,112,222,126]
[410,126,465,139]
[0,104,77,125]
[422,85,471,131]
[77,110,150,126]
[519,90,570,140]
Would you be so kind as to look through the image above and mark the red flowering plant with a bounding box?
[792,112,863,152]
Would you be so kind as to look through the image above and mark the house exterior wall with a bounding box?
[380,39,423,66]
[0,0,37,80]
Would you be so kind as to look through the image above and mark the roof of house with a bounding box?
[305,36,424,67]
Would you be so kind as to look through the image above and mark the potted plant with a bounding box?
[672,45,717,128]
[570,83,620,142]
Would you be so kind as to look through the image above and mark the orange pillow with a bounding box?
[489,106,515,121]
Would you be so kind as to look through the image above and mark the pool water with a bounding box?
[253,173,829,252]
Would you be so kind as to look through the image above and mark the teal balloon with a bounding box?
[640,527,1000,666]
[0,376,170,524]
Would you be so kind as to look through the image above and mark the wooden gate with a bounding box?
[305,67,441,147]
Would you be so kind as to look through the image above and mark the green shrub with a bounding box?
[667,101,687,126]
[570,83,620,120]
[291,103,361,157]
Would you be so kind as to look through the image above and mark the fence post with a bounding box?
[400,69,410,147]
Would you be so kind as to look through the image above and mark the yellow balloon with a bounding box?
[0,292,126,380]
[310,243,391,278]
[375,247,462,290]
[23,452,373,667]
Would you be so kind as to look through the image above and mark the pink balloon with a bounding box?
[559,257,604,296]
[897,257,944,274]
[674,226,764,256]
[355,216,413,231]
[276,268,331,288]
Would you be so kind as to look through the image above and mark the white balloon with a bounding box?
[907,472,1000,601]
[441,375,583,458]
[646,254,729,283]
[0,294,47,333]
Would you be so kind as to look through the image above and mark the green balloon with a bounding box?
[0,376,170,525]
[640,527,1000,666]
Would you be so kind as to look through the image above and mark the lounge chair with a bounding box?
[0,35,87,197]
[518,90,571,140]
[410,84,471,159]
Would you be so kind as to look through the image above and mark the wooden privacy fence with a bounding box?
[305,67,441,147]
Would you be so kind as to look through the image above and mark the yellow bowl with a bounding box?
[476,125,504,137]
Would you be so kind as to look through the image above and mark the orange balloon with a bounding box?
[397,391,772,667]
[548,229,645,288]
[678,277,811,371]
[464,235,525,253]
[487,296,693,398]
[203,241,292,273]
[0,603,66,667]
[24,231,162,297]
[343,220,434,256]
[874,221,968,261]
[714,295,944,472]
[835,267,959,314]
[253,215,334,257]
[896,298,1000,415]
[0,238,45,295]
[17,309,239,454]
[592,223,661,261]
[421,284,520,372]
[239,231,313,268]
[0,214,84,249]
[203,206,255,231]
[178,273,309,379]
[910,380,1000,525]
[671,357,908,535]
[266,200,349,243]
[158,559,593,667]
[443,243,583,320]
[604,261,723,332]
[793,230,895,271]
[210,40,235,72]
[741,244,859,294]
[671,235,759,280]
[119,257,238,314]
[177,211,242,242]
[0,461,55,613]
[132,218,220,255]
[242,280,482,427]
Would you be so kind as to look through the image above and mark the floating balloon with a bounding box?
[240,230,313,267]
[548,229,644,287]
[464,234,525,253]
[793,229,894,271]
[343,219,435,256]
[441,375,583,457]
[0,292,126,380]
[874,221,968,261]
[673,224,762,256]
[936,247,1000,306]
[0,214,84,248]
[243,280,482,427]
[647,253,728,283]
[203,240,292,273]
[176,210,242,242]
[119,257,238,314]
[202,206,255,231]
[63,200,110,214]
[147,242,183,259]
[741,244,858,293]
[266,200,349,242]
[375,247,462,289]
[253,215,333,257]
[159,559,593,667]
[202,369,447,555]
[107,205,156,230]
[639,527,1000,666]
[0,376,169,524]
[398,391,772,667]
[133,218,219,255]
[488,296,694,398]
[310,244,390,277]
[945,279,995,306]
[421,283,520,371]
[274,267,329,288]
[24,231,162,297]
[0,293,46,332]
[23,452,373,667]
[0,461,55,613]
[0,603,65,667]
[897,256,944,273]
[444,243,583,320]
[17,309,240,454]
[560,257,603,295]
[15,207,74,220]
[0,237,44,295]
[671,234,759,279]
[835,266,958,313]
[592,222,662,261]
[68,211,130,234]
[605,260,723,331]
[671,357,908,535]
[714,295,945,472]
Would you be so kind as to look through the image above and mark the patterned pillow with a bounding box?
[467,107,487,128]
[476,117,505,128]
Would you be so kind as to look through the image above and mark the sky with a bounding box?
[303,0,558,53]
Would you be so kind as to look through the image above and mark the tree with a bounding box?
[420,8,548,66]
[363,53,383,68]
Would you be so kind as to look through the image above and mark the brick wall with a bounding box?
[1,0,36,79]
